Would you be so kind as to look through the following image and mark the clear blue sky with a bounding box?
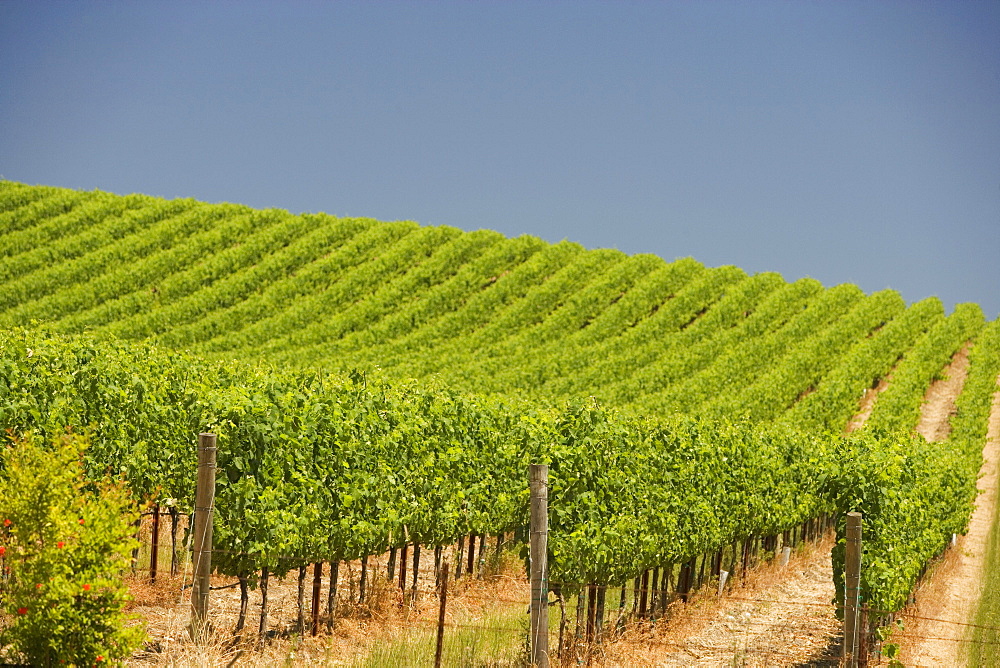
[2,1,998,318]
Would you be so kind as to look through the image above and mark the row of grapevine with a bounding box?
[400,247,628,377]
[126,216,379,346]
[0,329,828,587]
[0,188,106,252]
[444,253,667,389]
[3,180,969,430]
[701,289,906,423]
[200,224,462,354]
[0,202,241,316]
[559,268,769,401]
[3,205,283,327]
[50,208,305,334]
[632,281,860,415]
[303,233,549,359]
[865,302,985,433]
[253,227,504,355]
[777,296,945,434]
[827,304,992,618]
[364,240,587,376]
[3,325,994,619]
[606,276,819,407]
[1,181,997,635]
[158,220,415,349]
[475,256,709,394]
[0,182,80,230]
[0,195,194,284]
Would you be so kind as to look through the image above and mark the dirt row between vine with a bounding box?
[897,361,999,667]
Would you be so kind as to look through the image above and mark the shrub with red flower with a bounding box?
[0,433,145,665]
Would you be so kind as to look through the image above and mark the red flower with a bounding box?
[96,656,104,663]
[79,518,85,525]
[57,541,64,549]
[16,607,27,615]
[3,519,10,527]
[83,584,90,591]
[0,546,5,557]
[35,583,42,590]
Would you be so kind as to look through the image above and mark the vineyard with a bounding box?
[1,179,999,665]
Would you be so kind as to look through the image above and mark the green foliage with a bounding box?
[1,180,998,636]
[0,329,836,589]
[0,432,145,666]
[778,296,944,434]
[865,302,984,434]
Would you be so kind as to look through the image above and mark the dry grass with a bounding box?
[123,515,841,667]
[125,544,530,667]
[580,536,840,667]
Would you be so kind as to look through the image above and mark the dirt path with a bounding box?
[845,376,890,434]
[915,345,971,442]
[596,535,841,667]
[897,368,1000,667]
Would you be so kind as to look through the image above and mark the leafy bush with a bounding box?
[0,432,145,666]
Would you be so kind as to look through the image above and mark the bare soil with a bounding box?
[845,376,890,434]
[897,371,1000,667]
[915,346,971,443]
[590,535,841,667]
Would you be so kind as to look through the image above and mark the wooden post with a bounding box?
[616,583,627,632]
[190,433,216,642]
[678,561,692,603]
[434,545,443,588]
[435,561,449,668]
[660,563,673,613]
[647,568,658,617]
[130,513,141,572]
[529,464,549,668]
[843,512,862,667]
[311,562,323,636]
[150,503,160,583]
[858,604,870,667]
